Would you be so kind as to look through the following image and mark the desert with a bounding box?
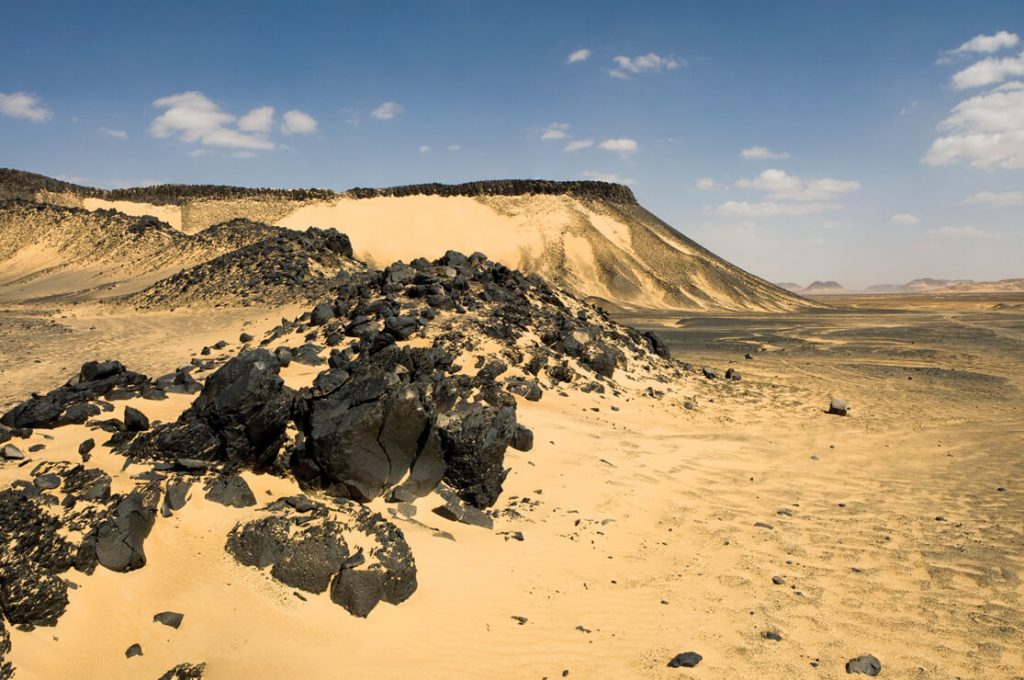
[2,5,1023,678]
[0,170,1020,680]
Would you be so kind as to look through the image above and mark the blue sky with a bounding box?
[1,0,1022,287]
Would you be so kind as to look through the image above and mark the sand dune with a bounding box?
[0,170,815,312]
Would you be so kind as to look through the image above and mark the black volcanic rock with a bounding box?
[123,406,150,432]
[158,663,206,679]
[0,617,12,679]
[88,485,160,573]
[128,349,294,468]
[845,655,881,676]
[204,474,256,508]
[667,652,703,668]
[1,360,152,430]
[0,489,78,627]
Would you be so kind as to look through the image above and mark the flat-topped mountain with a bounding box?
[0,168,817,311]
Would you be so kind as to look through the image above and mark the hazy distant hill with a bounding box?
[865,277,1024,295]
[801,280,847,295]
[0,168,819,312]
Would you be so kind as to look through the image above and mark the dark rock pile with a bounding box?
[126,249,675,511]
[0,360,159,430]
[346,179,637,204]
[0,244,679,675]
[226,495,416,617]
[127,227,360,308]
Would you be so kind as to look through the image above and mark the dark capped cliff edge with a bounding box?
[0,168,819,312]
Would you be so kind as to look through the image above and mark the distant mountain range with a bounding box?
[776,277,1024,295]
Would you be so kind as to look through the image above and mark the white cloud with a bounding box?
[928,225,994,239]
[0,91,52,122]
[541,122,570,140]
[150,91,274,150]
[447,144,461,151]
[564,138,593,152]
[371,101,402,120]
[734,168,860,201]
[890,213,921,225]
[238,105,274,133]
[713,201,837,218]
[924,82,1024,169]
[951,31,1020,55]
[419,145,431,153]
[740,146,790,160]
[609,53,683,79]
[695,177,719,190]
[567,48,591,64]
[963,190,1024,206]
[99,127,128,139]
[598,137,638,153]
[952,51,1024,90]
[231,151,257,160]
[281,109,318,135]
[582,170,635,184]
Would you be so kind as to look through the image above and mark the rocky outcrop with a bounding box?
[1,360,156,430]
[346,179,637,204]
[126,227,359,308]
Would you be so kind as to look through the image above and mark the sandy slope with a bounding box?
[1,296,1021,679]
[0,172,815,312]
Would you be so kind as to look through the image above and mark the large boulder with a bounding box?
[87,485,160,573]
[436,395,516,508]
[128,349,294,467]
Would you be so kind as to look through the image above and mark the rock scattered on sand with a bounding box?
[204,474,256,508]
[828,398,849,416]
[153,611,184,628]
[845,654,881,676]
[158,663,206,680]
[667,651,703,668]
[125,643,143,658]
[78,438,95,458]
[763,631,782,641]
[89,485,160,573]
[123,406,150,432]
[2,444,25,460]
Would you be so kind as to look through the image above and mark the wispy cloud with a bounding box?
[150,91,275,151]
[695,177,720,191]
[941,31,1020,64]
[924,82,1024,169]
[567,48,591,64]
[419,145,431,153]
[890,213,921,225]
[928,225,996,239]
[541,122,570,140]
[963,190,1024,206]
[740,146,790,160]
[238,105,274,133]
[371,101,402,120]
[712,201,837,218]
[582,170,635,185]
[598,137,639,153]
[0,91,52,122]
[447,144,461,151]
[99,127,128,139]
[609,53,683,79]
[280,109,318,135]
[951,50,1024,90]
[564,138,593,152]
[734,168,860,201]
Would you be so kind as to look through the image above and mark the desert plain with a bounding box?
[0,176,1021,680]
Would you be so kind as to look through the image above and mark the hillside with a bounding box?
[0,169,817,312]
